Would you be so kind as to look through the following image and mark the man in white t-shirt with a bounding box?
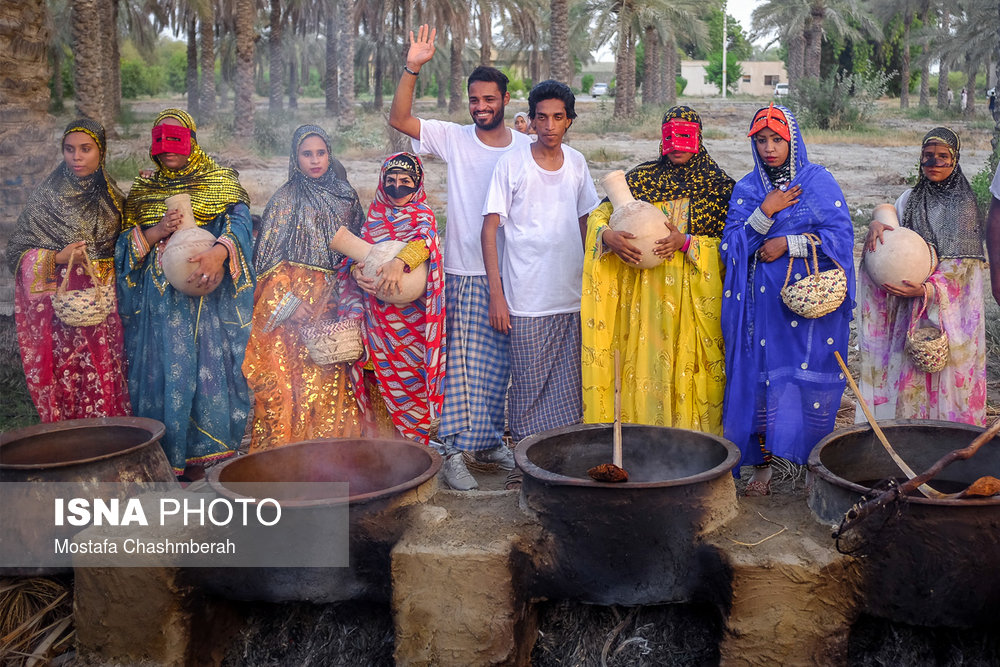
[987,162,1000,306]
[482,80,601,455]
[389,24,531,490]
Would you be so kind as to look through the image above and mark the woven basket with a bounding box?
[300,317,363,365]
[906,285,949,373]
[779,233,847,319]
[52,253,114,327]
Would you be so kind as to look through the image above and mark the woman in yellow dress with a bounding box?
[582,106,733,433]
[243,125,366,450]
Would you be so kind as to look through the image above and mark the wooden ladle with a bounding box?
[588,350,629,483]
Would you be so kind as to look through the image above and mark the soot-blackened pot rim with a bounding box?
[515,422,741,489]
[0,417,167,470]
[808,419,1000,507]
[207,438,442,508]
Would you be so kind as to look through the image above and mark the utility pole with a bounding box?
[722,2,727,99]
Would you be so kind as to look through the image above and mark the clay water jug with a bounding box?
[160,193,219,297]
[600,170,669,269]
[329,227,428,305]
[863,204,937,287]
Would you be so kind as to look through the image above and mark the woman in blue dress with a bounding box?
[721,104,855,496]
[116,108,254,480]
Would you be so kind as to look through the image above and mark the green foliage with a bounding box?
[676,76,687,96]
[120,59,165,98]
[972,146,1000,216]
[582,74,595,95]
[787,70,890,130]
[704,51,741,94]
[165,49,188,93]
[706,9,753,61]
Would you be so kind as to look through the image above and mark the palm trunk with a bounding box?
[612,3,630,119]
[642,26,658,108]
[268,0,283,115]
[338,0,355,124]
[186,14,199,117]
[71,0,107,126]
[479,1,490,66]
[936,11,950,110]
[325,0,339,115]
[436,68,447,108]
[234,0,255,138]
[900,14,912,109]
[448,33,463,114]
[788,30,805,87]
[288,44,298,109]
[199,3,216,122]
[917,1,930,108]
[625,27,636,116]
[663,34,676,105]
[805,6,823,79]
[964,56,977,117]
[103,0,120,121]
[550,0,569,83]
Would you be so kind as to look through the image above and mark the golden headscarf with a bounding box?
[122,108,249,231]
[7,118,124,271]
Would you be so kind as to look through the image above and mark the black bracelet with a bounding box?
[403,65,418,76]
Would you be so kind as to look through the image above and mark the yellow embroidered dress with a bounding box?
[582,106,733,434]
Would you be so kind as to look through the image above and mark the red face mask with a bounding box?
[151,124,193,156]
[661,119,700,155]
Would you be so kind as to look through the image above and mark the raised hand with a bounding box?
[406,24,437,70]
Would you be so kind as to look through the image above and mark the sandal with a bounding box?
[504,469,523,491]
[744,479,771,497]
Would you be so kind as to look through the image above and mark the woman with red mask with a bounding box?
[117,108,253,480]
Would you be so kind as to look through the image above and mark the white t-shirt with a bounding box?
[991,162,1000,200]
[413,119,532,276]
[483,143,601,317]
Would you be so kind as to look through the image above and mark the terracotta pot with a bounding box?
[330,227,428,305]
[863,204,936,287]
[161,193,219,297]
[600,170,668,269]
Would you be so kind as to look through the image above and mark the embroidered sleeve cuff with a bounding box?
[131,226,151,259]
[748,207,774,235]
[396,240,430,270]
[787,234,809,258]
[215,235,240,280]
[595,225,612,256]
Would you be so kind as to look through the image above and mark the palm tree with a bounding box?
[337,0,355,124]
[937,0,996,117]
[550,0,570,83]
[233,0,255,137]
[268,0,283,114]
[935,8,951,110]
[324,0,339,115]
[72,0,109,126]
[0,0,53,259]
[871,0,920,108]
[199,0,217,121]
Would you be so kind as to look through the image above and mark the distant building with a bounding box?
[680,60,788,97]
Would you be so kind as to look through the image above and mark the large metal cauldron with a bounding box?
[809,420,1000,627]
[200,438,440,603]
[516,423,740,606]
[0,417,173,574]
